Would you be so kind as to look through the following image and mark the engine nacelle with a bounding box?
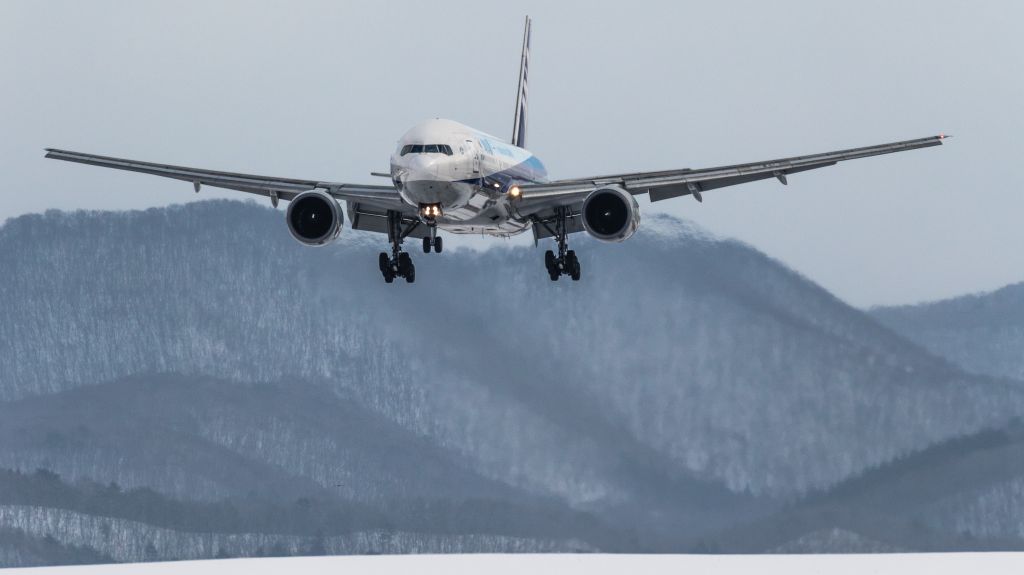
[286,190,343,246]
[582,186,641,243]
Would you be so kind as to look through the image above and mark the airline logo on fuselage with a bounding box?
[479,138,516,158]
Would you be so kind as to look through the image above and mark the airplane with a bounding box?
[46,16,948,284]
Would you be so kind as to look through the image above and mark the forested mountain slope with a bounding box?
[1,201,1020,563]
[872,283,1024,381]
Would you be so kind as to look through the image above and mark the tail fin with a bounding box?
[511,16,531,149]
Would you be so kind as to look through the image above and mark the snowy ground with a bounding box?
[8,554,1024,574]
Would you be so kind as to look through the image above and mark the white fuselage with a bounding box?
[389,119,548,236]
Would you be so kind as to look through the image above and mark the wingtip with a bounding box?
[938,133,953,140]
[44,148,73,159]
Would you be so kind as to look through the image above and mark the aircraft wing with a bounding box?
[512,135,948,238]
[44,148,410,213]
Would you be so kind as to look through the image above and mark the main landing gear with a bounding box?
[380,210,418,284]
[540,206,581,281]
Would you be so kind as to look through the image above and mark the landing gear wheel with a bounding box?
[379,252,395,282]
[423,236,432,253]
[544,250,556,273]
[545,249,560,281]
[397,252,412,276]
[566,250,581,281]
[433,236,443,253]
[405,264,416,283]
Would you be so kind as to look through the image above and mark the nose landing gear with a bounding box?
[422,225,443,253]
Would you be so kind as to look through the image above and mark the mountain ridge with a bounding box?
[871,282,1024,381]
[2,200,1023,562]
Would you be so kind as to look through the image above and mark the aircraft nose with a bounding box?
[405,154,439,178]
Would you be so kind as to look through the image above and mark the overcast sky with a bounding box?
[1,0,1021,307]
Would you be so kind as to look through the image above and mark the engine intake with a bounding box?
[582,186,641,243]
[286,190,343,246]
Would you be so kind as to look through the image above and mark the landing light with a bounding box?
[509,185,521,198]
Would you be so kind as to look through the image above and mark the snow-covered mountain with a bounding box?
[871,283,1024,381]
[1,200,1022,565]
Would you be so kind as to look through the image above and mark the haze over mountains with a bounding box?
[1,200,1023,566]
[872,283,1024,381]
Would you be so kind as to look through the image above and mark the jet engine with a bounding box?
[581,186,641,242]
[286,190,343,246]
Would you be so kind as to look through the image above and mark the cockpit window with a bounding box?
[401,144,453,156]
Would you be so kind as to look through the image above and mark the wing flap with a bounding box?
[529,205,585,241]
[550,135,944,190]
[513,135,947,216]
[645,162,837,202]
[347,201,430,239]
[45,148,319,198]
[44,148,407,212]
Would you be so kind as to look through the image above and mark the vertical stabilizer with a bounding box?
[511,16,531,149]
